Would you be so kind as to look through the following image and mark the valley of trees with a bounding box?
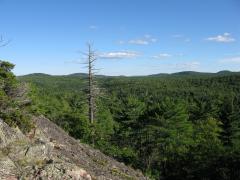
[2,59,240,179]
[19,70,240,179]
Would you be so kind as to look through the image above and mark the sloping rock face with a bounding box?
[0,119,25,149]
[0,117,147,180]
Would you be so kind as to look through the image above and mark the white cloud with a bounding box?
[172,34,191,42]
[152,53,184,59]
[206,33,236,42]
[172,34,184,38]
[89,25,98,30]
[176,53,184,56]
[152,53,172,59]
[99,51,139,59]
[129,39,149,45]
[220,56,240,64]
[144,34,152,38]
[118,40,125,44]
[150,38,157,42]
[184,38,191,42]
[175,61,200,70]
[126,35,157,45]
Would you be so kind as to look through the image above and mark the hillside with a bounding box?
[0,61,146,179]
[1,0,239,179]
[0,116,146,179]
[19,70,240,79]
[18,70,240,179]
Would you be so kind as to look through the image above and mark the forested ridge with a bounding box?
[17,71,240,180]
[0,61,147,179]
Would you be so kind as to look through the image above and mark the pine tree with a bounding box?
[230,107,240,149]
[141,98,194,178]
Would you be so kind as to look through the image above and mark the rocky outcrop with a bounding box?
[0,119,25,149]
[0,117,147,180]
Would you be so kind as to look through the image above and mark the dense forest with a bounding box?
[18,70,240,179]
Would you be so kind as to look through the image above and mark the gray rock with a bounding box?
[0,151,19,179]
[0,119,25,149]
[0,116,147,180]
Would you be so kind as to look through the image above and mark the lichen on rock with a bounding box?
[0,117,147,180]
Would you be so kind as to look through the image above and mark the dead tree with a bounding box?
[84,43,98,124]
[80,43,107,145]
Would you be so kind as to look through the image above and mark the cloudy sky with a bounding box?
[0,0,240,75]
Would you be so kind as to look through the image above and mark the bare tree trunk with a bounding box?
[86,43,98,145]
[88,44,94,124]
[82,43,99,145]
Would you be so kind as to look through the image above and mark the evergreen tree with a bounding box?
[142,98,193,178]
[0,61,33,132]
[230,107,240,150]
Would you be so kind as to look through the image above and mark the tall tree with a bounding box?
[82,43,98,124]
[230,107,240,149]
[87,44,96,124]
[142,98,194,178]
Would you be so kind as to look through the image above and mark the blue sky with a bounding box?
[0,0,239,75]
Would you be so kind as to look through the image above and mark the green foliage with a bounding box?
[0,60,33,133]
[193,117,223,151]
[137,98,193,178]
[19,72,240,179]
[149,98,193,156]
[230,107,240,149]
[95,102,115,141]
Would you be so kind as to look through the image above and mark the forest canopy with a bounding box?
[19,69,240,179]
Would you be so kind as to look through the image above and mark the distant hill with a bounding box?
[172,71,212,76]
[67,73,88,77]
[20,73,108,78]
[148,73,170,77]
[20,73,52,77]
[19,70,240,79]
[149,71,239,77]
[217,70,234,74]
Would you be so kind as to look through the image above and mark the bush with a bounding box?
[0,60,33,133]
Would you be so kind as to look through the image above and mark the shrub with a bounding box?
[0,60,33,133]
